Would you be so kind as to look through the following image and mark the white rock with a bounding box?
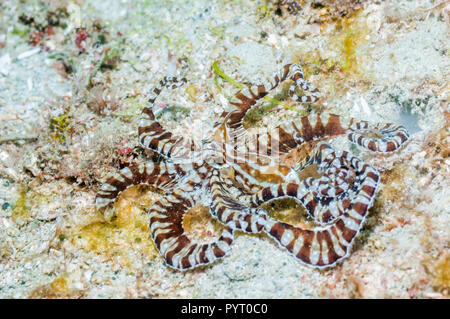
[0,54,11,75]
[17,47,41,60]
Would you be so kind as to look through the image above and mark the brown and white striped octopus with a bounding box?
[95,63,409,270]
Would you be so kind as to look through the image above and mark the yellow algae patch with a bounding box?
[11,184,32,224]
[378,165,411,204]
[49,275,70,294]
[28,274,85,299]
[72,185,160,269]
[422,253,450,295]
[183,205,227,244]
[432,254,450,292]
[293,10,371,101]
[185,84,197,102]
[331,13,370,77]
[262,198,314,230]
[11,182,66,225]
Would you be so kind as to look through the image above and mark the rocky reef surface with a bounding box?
[0,0,448,298]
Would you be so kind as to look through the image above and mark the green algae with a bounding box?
[212,61,308,116]
[49,113,70,143]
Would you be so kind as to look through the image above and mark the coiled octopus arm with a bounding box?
[95,76,244,270]
[138,76,202,160]
[222,63,320,132]
[212,64,409,251]
[148,173,235,270]
[95,160,237,270]
[209,168,267,234]
[214,63,410,268]
[95,161,187,221]
[240,142,381,267]
[221,64,409,157]
[206,63,321,234]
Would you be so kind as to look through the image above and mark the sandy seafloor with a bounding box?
[0,0,449,298]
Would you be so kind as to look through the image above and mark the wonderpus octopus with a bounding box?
[95,63,410,270]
